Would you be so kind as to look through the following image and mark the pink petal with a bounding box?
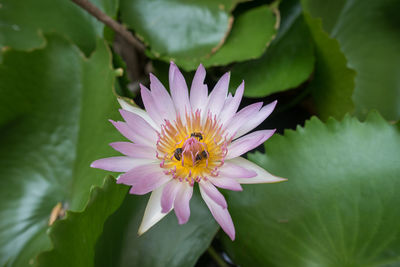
[174,183,193,224]
[199,180,227,209]
[218,162,257,178]
[138,185,170,235]
[149,73,177,122]
[209,177,243,191]
[235,100,277,138]
[200,186,235,241]
[169,62,191,119]
[90,157,152,172]
[190,64,208,112]
[110,120,154,148]
[218,81,244,126]
[109,142,156,159]
[161,180,181,213]
[140,85,164,126]
[227,157,287,184]
[205,72,230,117]
[117,163,171,195]
[226,130,276,159]
[225,102,263,138]
[117,98,160,131]
[119,109,158,146]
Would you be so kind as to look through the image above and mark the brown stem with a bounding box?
[71,0,145,52]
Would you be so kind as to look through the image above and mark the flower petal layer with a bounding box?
[138,185,170,235]
[109,142,156,159]
[117,164,171,195]
[169,62,191,120]
[235,100,277,138]
[205,72,230,117]
[200,185,235,241]
[219,81,244,126]
[209,177,243,191]
[117,98,160,131]
[227,157,287,184]
[190,64,208,112]
[161,179,181,213]
[90,157,153,172]
[173,183,193,224]
[226,130,276,159]
[199,180,227,209]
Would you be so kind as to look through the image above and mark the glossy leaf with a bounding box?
[0,0,118,55]
[95,189,219,267]
[304,13,355,120]
[120,0,244,71]
[222,112,400,266]
[0,35,120,266]
[303,0,400,120]
[230,0,315,97]
[202,5,277,68]
[37,176,128,267]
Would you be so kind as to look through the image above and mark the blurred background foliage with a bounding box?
[0,0,399,266]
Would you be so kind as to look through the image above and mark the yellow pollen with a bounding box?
[156,110,231,185]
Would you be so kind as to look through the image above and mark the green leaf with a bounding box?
[202,5,277,68]
[304,13,355,120]
[222,112,400,266]
[230,0,315,97]
[0,35,121,266]
[120,0,244,71]
[302,0,400,121]
[95,190,219,267]
[0,0,118,55]
[36,176,128,267]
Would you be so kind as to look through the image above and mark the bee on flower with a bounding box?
[91,62,286,240]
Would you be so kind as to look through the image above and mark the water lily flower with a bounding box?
[91,62,285,240]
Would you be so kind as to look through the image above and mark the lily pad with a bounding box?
[221,112,400,266]
[230,0,315,98]
[303,0,400,121]
[120,0,244,71]
[0,35,121,266]
[0,0,118,55]
[202,5,277,68]
[95,190,219,267]
[37,176,128,267]
[304,13,355,120]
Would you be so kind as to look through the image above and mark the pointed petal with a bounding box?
[209,177,243,191]
[225,102,263,138]
[235,100,277,138]
[138,185,170,235]
[119,109,158,145]
[219,81,244,126]
[227,157,287,184]
[149,73,177,122]
[90,157,152,172]
[190,64,208,112]
[109,142,156,159]
[117,98,160,131]
[173,183,193,224]
[205,72,230,117]
[218,162,257,178]
[200,186,235,241]
[117,163,171,195]
[199,180,227,209]
[226,130,276,159]
[169,62,191,119]
[161,179,181,213]
[140,84,164,126]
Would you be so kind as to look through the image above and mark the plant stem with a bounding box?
[207,246,229,267]
[71,0,145,52]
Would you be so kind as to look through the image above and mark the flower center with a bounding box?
[156,110,231,185]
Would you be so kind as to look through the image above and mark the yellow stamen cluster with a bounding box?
[156,110,230,185]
